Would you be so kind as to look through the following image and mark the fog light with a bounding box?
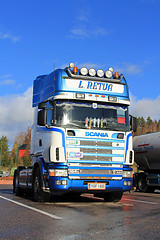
[128,181,132,186]
[124,181,128,186]
[56,180,62,185]
[62,180,67,185]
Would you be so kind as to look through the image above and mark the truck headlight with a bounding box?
[49,169,68,177]
[123,171,133,178]
[55,169,68,177]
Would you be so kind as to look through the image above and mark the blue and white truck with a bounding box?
[13,63,137,202]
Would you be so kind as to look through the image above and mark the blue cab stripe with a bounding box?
[83,153,123,157]
[67,145,124,150]
[69,174,122,177]
[69,166,123,170]
[68,160,123,164]
[67,137,125,143]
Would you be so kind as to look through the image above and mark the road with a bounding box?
[0,184,160,240]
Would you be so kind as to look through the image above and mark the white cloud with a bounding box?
[69,26,108,39]
[0,87,32,146]
[0,32,20,42]
[117,63,142,75]
[0,79,15,86]
[116,61,150,75]
[130,93,160,120]
[0,74,15,86]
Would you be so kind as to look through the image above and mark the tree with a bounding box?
[11,127,31,167]
[0,136,10,167]
[147,116,153,127]
[140,117,146,128]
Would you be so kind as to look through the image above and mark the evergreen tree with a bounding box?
[0,136,10,167]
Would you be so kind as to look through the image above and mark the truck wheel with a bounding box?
[137,175,148,192]
[13,170,22,196]
[103,191,123,202]
[33,168,44,202]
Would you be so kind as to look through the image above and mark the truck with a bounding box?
[133,132,160,192]
[13,63,137,202]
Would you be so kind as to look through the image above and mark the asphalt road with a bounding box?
[0,184,160,240]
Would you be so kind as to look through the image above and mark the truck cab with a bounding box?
[13,63,136,202]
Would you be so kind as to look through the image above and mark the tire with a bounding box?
[13,169,24,196]
[33,167,44,202]
[103,191,123,202]
[137,174,148,192]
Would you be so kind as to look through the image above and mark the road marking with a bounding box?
[0,195,62,220]
[123,198,159,205]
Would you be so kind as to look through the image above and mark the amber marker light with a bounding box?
[73,66,77,74]
[49,171,55,177]
[114,71,119,78]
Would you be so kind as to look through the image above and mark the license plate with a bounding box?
[87,183,106,190]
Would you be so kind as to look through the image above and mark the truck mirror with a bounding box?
[38,109,46,126]
[38,102,46,109]
[130,115,137,132]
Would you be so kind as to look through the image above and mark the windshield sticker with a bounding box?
[92,103,97,109]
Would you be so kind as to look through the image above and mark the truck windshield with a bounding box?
[54,100,130,132]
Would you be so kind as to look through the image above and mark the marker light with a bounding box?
[114,72,119,78]
[69,63,75,68]
[80,67,88,76]
[89,68,96,77]
[97,69,104,77]
[105,70,112,78]
[72,66,77,74]
[109,67,114,72]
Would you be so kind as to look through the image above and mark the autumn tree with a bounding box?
[11,127,31,167]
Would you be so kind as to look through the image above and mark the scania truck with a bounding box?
[13,63,137,202]
[133,132,160,192]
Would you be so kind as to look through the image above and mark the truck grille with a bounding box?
[66,134,124,180]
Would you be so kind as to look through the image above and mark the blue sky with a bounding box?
[0,0,160,145]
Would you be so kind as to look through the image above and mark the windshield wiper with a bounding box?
[65,122,87,129]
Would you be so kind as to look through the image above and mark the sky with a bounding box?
[0,0,160,147]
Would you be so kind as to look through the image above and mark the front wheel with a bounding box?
[33,168,44,202]
[103,191,123,202]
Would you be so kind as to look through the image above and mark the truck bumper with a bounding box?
[48,177,133,195]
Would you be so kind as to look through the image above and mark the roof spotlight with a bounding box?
[105,70,113,78]
[89,68,96,77]
[97,69,104,78]
[80,67,88,76]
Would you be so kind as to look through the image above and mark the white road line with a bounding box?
[0,195,62,220]
[123,198,159,205]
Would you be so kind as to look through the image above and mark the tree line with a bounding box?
[134,116,160,136]
[0,127,31,171]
